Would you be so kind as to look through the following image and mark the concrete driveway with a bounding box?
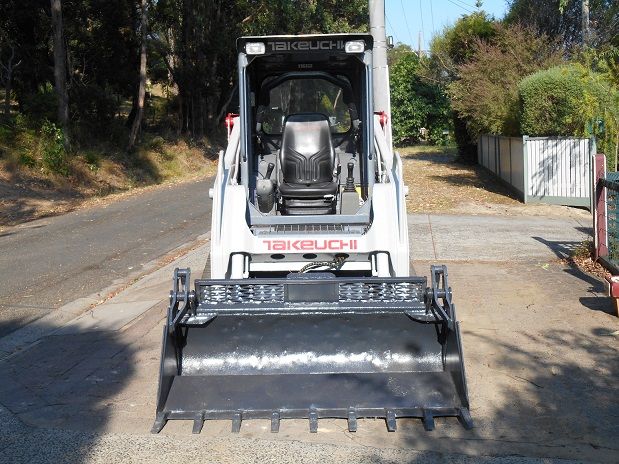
[1,208,617,463]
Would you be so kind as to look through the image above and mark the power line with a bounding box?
[385,14,401,45]
[451,0,478,8]
[419,0,425,42]
[446,0,475,14]
[400,0,414,45]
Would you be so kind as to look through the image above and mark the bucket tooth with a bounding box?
[309,410,318,433]
[458,408,474,430]
[151,412,168,434]
[347,410,358,432]
[192,412,205,434]
[270,411,280,433]
[422,410,435,431]
[232,412,242,433]
[385,410,397,432]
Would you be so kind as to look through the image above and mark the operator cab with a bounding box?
[236,34,375,223]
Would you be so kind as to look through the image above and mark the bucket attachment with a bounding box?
[152,265,472,434]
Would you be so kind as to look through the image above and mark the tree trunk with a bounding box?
[50,0,69,147]
[128,0,148,151]
[4,80,11,117]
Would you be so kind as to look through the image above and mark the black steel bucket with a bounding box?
[152,267,472,434]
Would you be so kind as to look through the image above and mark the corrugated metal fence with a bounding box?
[478,135,595,208]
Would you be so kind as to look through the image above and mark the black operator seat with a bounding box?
[278,113,338,215]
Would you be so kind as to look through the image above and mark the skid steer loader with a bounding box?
[152,10,472,435]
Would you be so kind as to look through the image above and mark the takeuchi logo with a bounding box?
[267,40,346,52]
[263,239,358,251]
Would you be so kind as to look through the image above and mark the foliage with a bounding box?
[387,43,413,67]
[519,64,619,166]
[448,25,561,138]
[151,0,368,138]
[389,50,452,146]
[424,11,498,159]
[425,12,498,85]
[506,0,618,51]
[40,119,68,175]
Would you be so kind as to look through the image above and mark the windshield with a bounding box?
[262,78,351,134]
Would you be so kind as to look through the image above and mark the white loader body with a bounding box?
[210,115,409,279]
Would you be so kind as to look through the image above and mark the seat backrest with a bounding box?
[280,113,335,185]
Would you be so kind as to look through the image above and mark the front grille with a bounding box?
[252,224,368,235]
[200,284,285,305]
[339,282,424,302]
[198,280,425,305]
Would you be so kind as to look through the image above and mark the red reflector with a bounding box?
[375,111,388,128]
[225,113,239,139]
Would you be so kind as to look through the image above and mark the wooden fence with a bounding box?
[478,135,595,209]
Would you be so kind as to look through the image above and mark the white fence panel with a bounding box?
[478,135,593,208]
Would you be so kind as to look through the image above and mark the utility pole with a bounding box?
[369,0,393,149]
[418,30,422,57]
[582,0,590,46]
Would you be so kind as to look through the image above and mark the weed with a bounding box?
[41,120,69,176]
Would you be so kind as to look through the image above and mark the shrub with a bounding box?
[390,51,451,146]
[448,25,561,139]
[21,84,57,125]
[41,120,69,175]
[518,64,618,167]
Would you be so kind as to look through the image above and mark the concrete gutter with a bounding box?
[0,236,210,361]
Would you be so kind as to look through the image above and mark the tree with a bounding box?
[425,11,498,86]
[50,0,69,147]
[424,11,498,159]
[506,0,618,50]
[448,25,561,138]
[389,49,451,145]
[151,0,369,138]
[128,0,148,151]
[0,41,21,116]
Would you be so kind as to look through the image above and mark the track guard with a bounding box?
[152,266,472,433]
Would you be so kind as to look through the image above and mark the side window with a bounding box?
[262,78,351,134]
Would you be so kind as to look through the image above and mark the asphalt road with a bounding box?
[0,178,213,338]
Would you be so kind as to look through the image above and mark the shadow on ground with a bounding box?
[0,316,139,463]
[427,171,520,202]
[533,236,616,316]
[399,148,521,208]
[369,326,618,464]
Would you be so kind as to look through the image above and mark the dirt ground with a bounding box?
[0,140,218,229]
[400,145,588,219]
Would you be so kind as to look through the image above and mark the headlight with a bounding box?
[245,42,266,55]
[345,40,365,54]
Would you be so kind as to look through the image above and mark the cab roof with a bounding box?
[237,33,373,55]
